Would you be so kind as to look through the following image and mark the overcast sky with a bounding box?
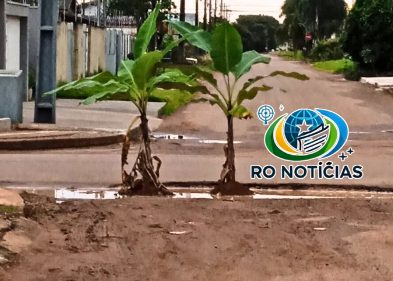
[172,0,355,23]
[79,0,355,23]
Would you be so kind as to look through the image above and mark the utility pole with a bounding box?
[148,0,158,51]
[220,0,223,18]
[35,0,58,123]
[203,0,207,30]
[176,0,186,63]
[214,0,217,25]
[0,0,5,69]
[180,0,186,22]
[97,0,101,26]
[195,0,199,26]
[208,0,212,31]
[103,0,107,27]
[75,0,77,22]
[315,6,319,40]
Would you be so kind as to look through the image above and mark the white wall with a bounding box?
[6,16,20,71]
[84,6,98,17]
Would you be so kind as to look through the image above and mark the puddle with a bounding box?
[152,133,198,140]
[252,189,393,199]
[56,189,214,200]
[198,140,243,144]
[349,131,371,134]
[173,193,213,199]
[11,187,393,202]
[21,188,214,202]
[152,133,243,145]
[253,194,333,200]
[55,189,119,200]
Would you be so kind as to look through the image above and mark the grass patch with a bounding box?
[313,59,356,74]
[150,89,193,116]
[0,205,19,214]
[277,51,305,61]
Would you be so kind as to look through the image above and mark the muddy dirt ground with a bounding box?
[1,195,393,281]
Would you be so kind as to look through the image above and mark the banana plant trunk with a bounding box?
[138,113,172,195]
[140,112,152,161]
[211,114,253,195]
[226,115,236,182]
[121,113,172,196]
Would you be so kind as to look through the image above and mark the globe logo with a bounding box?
[257,105,275,125]
[264,108,349,162]
[284,109,325,150]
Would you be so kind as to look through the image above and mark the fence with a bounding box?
[105,28,135,75]
[56,22,135,83]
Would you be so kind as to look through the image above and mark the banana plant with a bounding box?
[169,20,309,195]
[45,3,203,196]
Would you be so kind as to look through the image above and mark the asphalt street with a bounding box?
[2,55,393,188]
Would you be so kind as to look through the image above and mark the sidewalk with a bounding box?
[0,100,166,150]
[23,99,165,132]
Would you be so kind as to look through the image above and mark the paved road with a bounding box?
[2,55,393,188]
[159,55,393,140]
[0,140,392,188]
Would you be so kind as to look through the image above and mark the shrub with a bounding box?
[309,40,344,62]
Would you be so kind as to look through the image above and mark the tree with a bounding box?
[280,0,307,51]
[341,0,393,72]
[169,20,308,195]
[280,0,347,49]
[301,0,347,40]
[45,4,201,196]
[234,15,280,53]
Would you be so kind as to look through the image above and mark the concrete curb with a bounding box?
[0,124,125,150]
[0,118,11,132]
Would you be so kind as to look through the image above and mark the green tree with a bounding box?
[301,0,347,40]
[280,0,307,51]
[46,4,203,196]
[234,15,280,52]
[280,0,347,49]
[169,20,308,195]
[341,0,393,72]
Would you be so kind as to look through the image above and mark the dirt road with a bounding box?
[2,196,393,281]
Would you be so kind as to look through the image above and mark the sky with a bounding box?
[172,0,355,23]
[78,0,355,23]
